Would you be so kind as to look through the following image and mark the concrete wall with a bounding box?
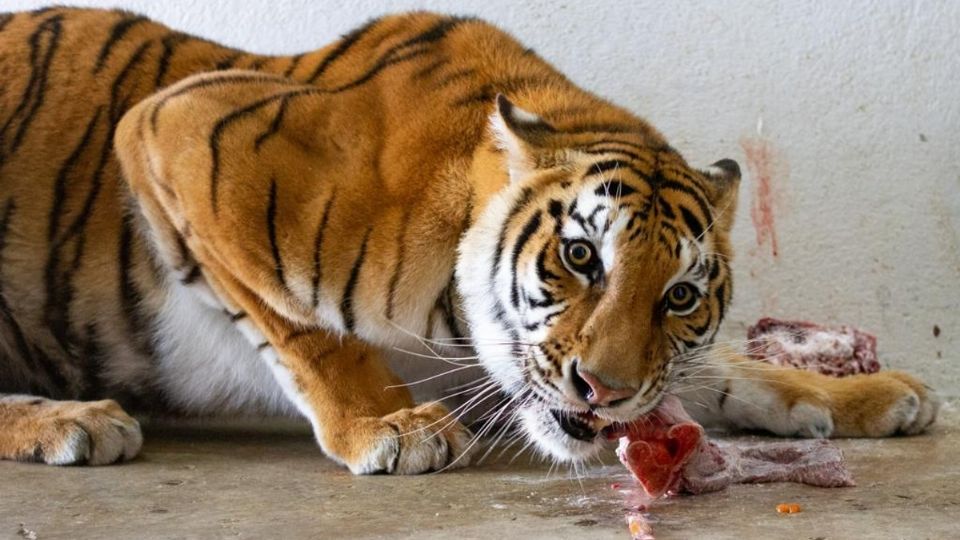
[7,0,959,395]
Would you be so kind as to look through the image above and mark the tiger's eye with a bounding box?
[665,283,698,313]
[564,240,597,272]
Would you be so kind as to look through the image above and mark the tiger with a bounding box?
[0,7,939,473]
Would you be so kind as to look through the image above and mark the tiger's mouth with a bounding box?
[549,409,625,442]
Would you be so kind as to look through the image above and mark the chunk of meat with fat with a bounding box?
[614,396,855,499]
[746,317,880,376]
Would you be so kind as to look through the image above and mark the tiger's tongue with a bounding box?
[613,395,704,499]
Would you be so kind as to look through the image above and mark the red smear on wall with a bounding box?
[740,137,781,257]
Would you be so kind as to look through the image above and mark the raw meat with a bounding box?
[746,317,880,376]
[613,395,854,499]
[679,438,855,494]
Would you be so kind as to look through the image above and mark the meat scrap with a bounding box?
[678,438,854,495]
[746,317,880,376]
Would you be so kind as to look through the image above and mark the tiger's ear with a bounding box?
[489,94,555,183]
[701,159,741,232]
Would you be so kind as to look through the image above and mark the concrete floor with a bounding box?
[2,401,957,540]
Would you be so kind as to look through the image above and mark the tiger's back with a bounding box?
[0,7,309,410]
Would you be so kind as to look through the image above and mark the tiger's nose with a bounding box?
[570,361,637,407]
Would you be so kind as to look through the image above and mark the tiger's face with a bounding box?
[457,96,740,461]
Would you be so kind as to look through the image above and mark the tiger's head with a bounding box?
[457,95,740,461]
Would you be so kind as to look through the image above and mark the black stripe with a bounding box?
[229,311,247,321]
[542,306,566,327]
[452,86,495,107]
[324,17,469,94]
[569,209,591,235]
[657,198,676,220]
[306,17,383,83]
[93,15,147,73]
[151,73,296,133]
[0,15,62,164]
[412,57,448,80]
[118,212,155,359]
[49,107,103,242]
[715,283,727,323]
[155,33,187,88]
[340,229,372,332]
[109,39,154,122]
[385,209,411,320]
[283,54,304,78]
[686,303,714,337]
[208,88,318,213]
[709,258,721,281]
[716,382,730,410]
[435,68,475,87]
[581,139,649,152]
[510,210,543,308]
[586,159,648,188]
[254,95,291,151]
[491,187,533,281]
[0,14,13,33]
[310,191,336,308]
[679,206,705,240]
[329,46,430,94]
[661,180,713,231]
[78,323,108,400]
[593,180,637,198]
[561,122,643,136]
[579,146,652,166]
[586,205,607,234]
[266,179,286,289]
[181,265,201,285]
[529,286,557,308]
[547,199,564,234]
[655,231,671,249]
[215,51,244,70]
[535,244,559,282]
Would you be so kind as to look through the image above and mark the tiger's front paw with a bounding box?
[335,402,476,475]
[1,397,142,465]
[831,371,940,437]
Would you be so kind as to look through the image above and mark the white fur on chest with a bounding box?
[152,282,489,418]
[153,284,296,416]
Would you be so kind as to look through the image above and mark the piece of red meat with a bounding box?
[746,317,880,376]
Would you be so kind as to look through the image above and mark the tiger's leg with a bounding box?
[114,74,475,474]
[199,265,474,474]
[676,349,940,438]
[0,394,142,465]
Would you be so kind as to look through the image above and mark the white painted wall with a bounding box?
[7,0,959,395]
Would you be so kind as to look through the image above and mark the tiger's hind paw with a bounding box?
[0,397,142,465]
